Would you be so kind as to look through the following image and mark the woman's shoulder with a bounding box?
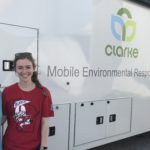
[41,85,49,91]
[41,85,50,92]
[40,85,51,96]
[3,83,18,92]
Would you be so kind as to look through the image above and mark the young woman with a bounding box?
[2,52,54,150]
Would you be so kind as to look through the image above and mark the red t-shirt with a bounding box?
[2,83,54,150]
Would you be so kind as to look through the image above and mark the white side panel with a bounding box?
[48,104,70,150]
[74,101,106,146]
[0,23,38,88]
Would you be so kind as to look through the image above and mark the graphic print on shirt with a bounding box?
[13,100,32,129]
[14,100,31,128]
[10,98,40,132]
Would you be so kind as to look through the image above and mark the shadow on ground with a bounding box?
[89,132,150,150]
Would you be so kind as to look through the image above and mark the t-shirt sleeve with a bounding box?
[42,87,54,117]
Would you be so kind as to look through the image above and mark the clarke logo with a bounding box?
[104,8,139,58]
[111,8,136,42]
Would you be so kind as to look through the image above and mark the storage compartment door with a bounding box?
[48,104,70,150]
[74,101,106,146]
[106,98,132,137]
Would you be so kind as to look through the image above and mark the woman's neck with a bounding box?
[18,81,35,91]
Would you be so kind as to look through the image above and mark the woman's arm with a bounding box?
[41,117,49,149]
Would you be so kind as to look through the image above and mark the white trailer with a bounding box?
[0,0,150,149]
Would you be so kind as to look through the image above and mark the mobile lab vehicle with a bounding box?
[0,0,150,150]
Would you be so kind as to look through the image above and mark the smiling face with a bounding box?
[16,58,35,84]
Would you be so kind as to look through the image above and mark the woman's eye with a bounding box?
[26,66,31,69]
[17,67,23,70]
